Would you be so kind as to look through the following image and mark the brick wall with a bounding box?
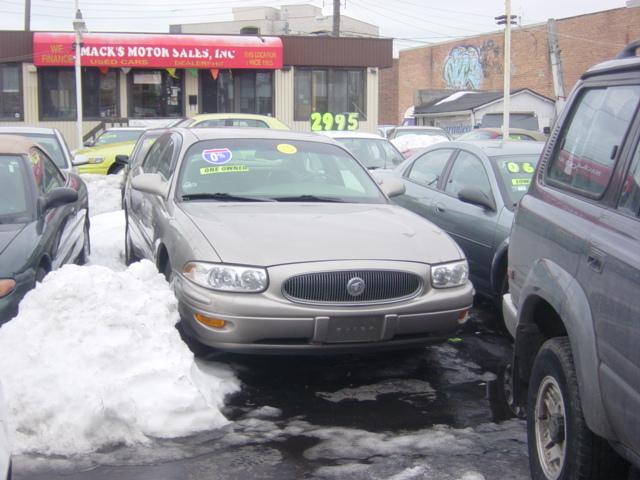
[384,7,640,124]
[378,59,399,124]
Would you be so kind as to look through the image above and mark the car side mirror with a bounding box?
[379,177,406,198]
[131,173,169,197]
[44,187,78,211]
[83,140,94,147]
[458,187,496,211]
[72,154,89,166]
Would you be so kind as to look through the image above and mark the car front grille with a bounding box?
[282,270,423,305]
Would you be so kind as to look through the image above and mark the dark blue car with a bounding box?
[0,135,89,324]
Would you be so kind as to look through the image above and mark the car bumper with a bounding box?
[502,292,518,338]
[174,261,474,354]
[76,162,110,175]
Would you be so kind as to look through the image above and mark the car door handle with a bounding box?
[587,248,605,273]
[434,203,446,214]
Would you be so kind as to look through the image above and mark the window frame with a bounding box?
[442,149,494,201]
[0,63,24,121]
[404,148,455,190]
[294,67,367,122]
[128,69,185,119]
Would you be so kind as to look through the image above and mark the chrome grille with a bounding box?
[282,270,422,305]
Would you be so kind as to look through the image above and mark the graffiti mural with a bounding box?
[443,45,484,90]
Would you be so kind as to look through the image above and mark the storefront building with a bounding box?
[0,31,391,149]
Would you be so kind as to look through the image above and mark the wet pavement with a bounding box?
[13,302,532,479]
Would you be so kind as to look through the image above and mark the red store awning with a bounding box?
[33,32,283,69]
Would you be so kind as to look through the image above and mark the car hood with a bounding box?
[0,223,25,258]
[179,202,462,266]
[75,141,136,157]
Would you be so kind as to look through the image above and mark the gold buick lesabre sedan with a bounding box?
[123,128,473,354]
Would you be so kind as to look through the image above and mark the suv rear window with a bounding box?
[546,86,640,198]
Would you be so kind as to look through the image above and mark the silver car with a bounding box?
[124,128,473,354]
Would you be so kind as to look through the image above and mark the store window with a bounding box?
[0,63,23,120]
[39,67,119,120]
[200,70,273,116]
[129,70,183,118]
[294,68,366,121]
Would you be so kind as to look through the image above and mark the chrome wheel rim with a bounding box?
[535,375,567,479]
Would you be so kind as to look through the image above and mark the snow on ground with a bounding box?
[428,345,497,385]
[89,210,126,271]
[0,261,239,455]
[82,173,124,217]
[391,134,450,154]
[316,379,436,403]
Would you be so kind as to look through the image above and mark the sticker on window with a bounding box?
[200,165,249,175]
[202,148,233,165]
[511,178,531,186]
[507,162,520,173]
[277,144,297,155]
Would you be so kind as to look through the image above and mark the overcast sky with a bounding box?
[0,0,627,53]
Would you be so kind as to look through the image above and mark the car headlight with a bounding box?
[0,279,16,298]
[431,260,469,288]
[88,156,105,164]
[183,262,268,293]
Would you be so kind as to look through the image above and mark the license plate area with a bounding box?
[325,316,384,343]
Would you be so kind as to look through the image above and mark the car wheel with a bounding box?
[77,219,91,265]
[488,362,526,421]
[124,214,139,266]
[35,266,48,284]
[163,258,173,285]
[527,337,628,480]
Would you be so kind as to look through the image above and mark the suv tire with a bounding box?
[527,337,628,480]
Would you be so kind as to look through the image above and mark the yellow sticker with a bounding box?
[522,162,535,174]
[200,165,249,175]
[511,178,531,186]
[507,162,520,173]
[277,143,297,155]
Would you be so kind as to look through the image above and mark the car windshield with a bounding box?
[95,130,143,145]
[178,138,386,203]
[334,138,405,169]
[0,155,30,222]
[492,154,541,205]
[192,118,269,128]
[0,133,66,168]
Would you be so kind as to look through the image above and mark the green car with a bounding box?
[75,128,145,175]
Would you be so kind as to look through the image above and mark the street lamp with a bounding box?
[73,3,86,150]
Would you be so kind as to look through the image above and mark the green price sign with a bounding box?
[310,112,359,131]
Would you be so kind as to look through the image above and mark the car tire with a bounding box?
[77,219,91,265]
[488,362,526,422]
[527,337,629,480]
[35,266,48,284]
[124,214,139,266]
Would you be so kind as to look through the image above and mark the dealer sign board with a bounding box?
[33,32,283,69]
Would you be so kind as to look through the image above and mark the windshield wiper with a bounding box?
[180,193,274,202]
[272,195,345,203]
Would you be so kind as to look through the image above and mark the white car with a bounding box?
[0,126,75,172]
[320,131,405,170]
[0,382,10,480]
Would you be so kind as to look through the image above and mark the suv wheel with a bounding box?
[528,337,628,480]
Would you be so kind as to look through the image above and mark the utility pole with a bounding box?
[73,1,86,150]
[547,18,566,114]
[24,0,31,31]
[496,1,516,139]
[332,0,340,37]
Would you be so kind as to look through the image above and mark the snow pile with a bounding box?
[0,260,240,455]
[81,173,124,217]
[89,210,126,271]
[391,134,450,154]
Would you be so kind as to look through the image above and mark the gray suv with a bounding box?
[503,41,640,479]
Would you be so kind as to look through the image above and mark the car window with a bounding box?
[619,142,640,217]
[178,138,386,203]
[491,154,541,206]
[157,135,179,180]
[143,135,171,174]
[406,149,453,187]
[0,133,66,169]
[0,155,29,220]
[546,86,640,198]
[193,119,269,128]
[95,130,143,145]
[131,133,162,170]
[445,151,492,198]
[30,148,64,195]
[336,138,404,169]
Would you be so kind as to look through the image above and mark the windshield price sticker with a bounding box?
[310,112,359,131]
[202,148,233,165]
[506,162,535,174]
[277,143,297,154]
[200,165,249,175]
[511,178,531,186]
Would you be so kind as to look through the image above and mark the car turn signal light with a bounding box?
[0,279,16,298]
[194,313,226,329]
[458,309,470,324]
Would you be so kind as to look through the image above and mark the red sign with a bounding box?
[33,32,283,69]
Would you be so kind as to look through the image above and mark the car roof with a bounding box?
[191,113,278,120]
[103,127,146,132]
[178,127,337,145]
[0,134,42,155]
[0,126,59,135]
[447,140,545,156]
[320,131,384,139]
[469,127,539,134]
[394,126,444,130]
